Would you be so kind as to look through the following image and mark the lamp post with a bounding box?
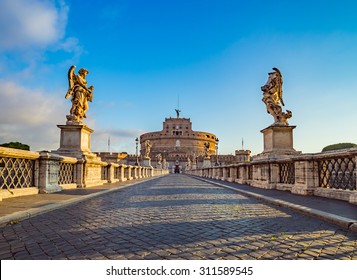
[215,138,219,166]
[135,137,139,166]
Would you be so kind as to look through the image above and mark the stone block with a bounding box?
[57,124,93,155]
[255,125,300,160]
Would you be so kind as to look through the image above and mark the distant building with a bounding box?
[139,112,217,172]
[138,111,250,172]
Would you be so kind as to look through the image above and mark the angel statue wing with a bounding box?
[65,65,76,99]
[272,67,284,106]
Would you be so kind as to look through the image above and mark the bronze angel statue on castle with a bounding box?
[65,65,94,123]
[261,67,292,126]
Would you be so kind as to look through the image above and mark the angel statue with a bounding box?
[186,156,191,168]
[156,153,162,165]
[204,142,210,158]
[144,140,152,159]
[65,65,94,123]
[192,152,198,165]
[162,158,167,169]
[261,67,292,126]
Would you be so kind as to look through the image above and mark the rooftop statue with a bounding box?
[144,140,152,159]
[175,109,181,118]
[261,67,292,126]
[65,65,94,123]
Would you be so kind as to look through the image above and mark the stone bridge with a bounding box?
[0,174,356,260]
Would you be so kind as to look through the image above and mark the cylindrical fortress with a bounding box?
[140,116,217,167]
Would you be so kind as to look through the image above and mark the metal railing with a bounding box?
[279,162,295,184]
[317,157,356,190]
[0,146,169,200]
[0,157,35,189]
[186,147,357,204]
[58,162,75,184]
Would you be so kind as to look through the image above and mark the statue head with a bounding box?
[78,68,89,76]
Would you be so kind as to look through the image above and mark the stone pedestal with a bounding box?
[38,152,62,193]
[202,158,211,168]
[57,124,93,158]
[55,123,107,188]
[255,125,300,160]
[142,158,152,168]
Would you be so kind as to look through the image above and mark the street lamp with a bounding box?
[215,137,219,166]
[135,137,139,166]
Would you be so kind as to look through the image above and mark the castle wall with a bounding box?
[139,116,217,161]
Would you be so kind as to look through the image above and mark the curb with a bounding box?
[195,177,357,233]
[0,176,161,226]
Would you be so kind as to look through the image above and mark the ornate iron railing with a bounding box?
[247,165,253,180]
[236,167,240,179]
[226,167,231,178]
[101,165,108,180]
[114,166,120,179]
[279,162,295,184]
[0,157,35,189]
[318,157,356,190]
[58,162,74,184]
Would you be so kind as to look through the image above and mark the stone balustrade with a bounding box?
[0,147,168,201]
[186,147,357,204]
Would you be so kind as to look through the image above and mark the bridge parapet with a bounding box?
[186,147,357,204]
[0,147,168,201]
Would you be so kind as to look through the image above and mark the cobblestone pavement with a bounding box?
[1,174,357,260]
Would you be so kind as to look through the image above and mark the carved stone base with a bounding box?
[142,158,152,168]
[202,158,211,168]
[254,125,300,160]
[56,124,93,158]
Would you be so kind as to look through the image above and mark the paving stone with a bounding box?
[0,175,356,260]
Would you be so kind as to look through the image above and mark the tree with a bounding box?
[0,142,30,151]
[322,143,357,152]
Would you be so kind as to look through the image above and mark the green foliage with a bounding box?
[322,143,357,152]
[0,142,30,151]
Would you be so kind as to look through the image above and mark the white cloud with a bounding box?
[0,80,68,150]
[0,80,66,124]
[91,128,146,154]
[0,0,69,50]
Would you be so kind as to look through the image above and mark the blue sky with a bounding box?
[1,0,357,156]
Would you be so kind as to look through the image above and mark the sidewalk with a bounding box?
[1,175,357,233]
[0,177,158,226]
[194,176,357,232]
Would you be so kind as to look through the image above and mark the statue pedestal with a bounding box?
[202,158,211,168]
[56,124,93,158]
[255,125,300,160]
[55,123,108,188]
[142,158,152,168]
